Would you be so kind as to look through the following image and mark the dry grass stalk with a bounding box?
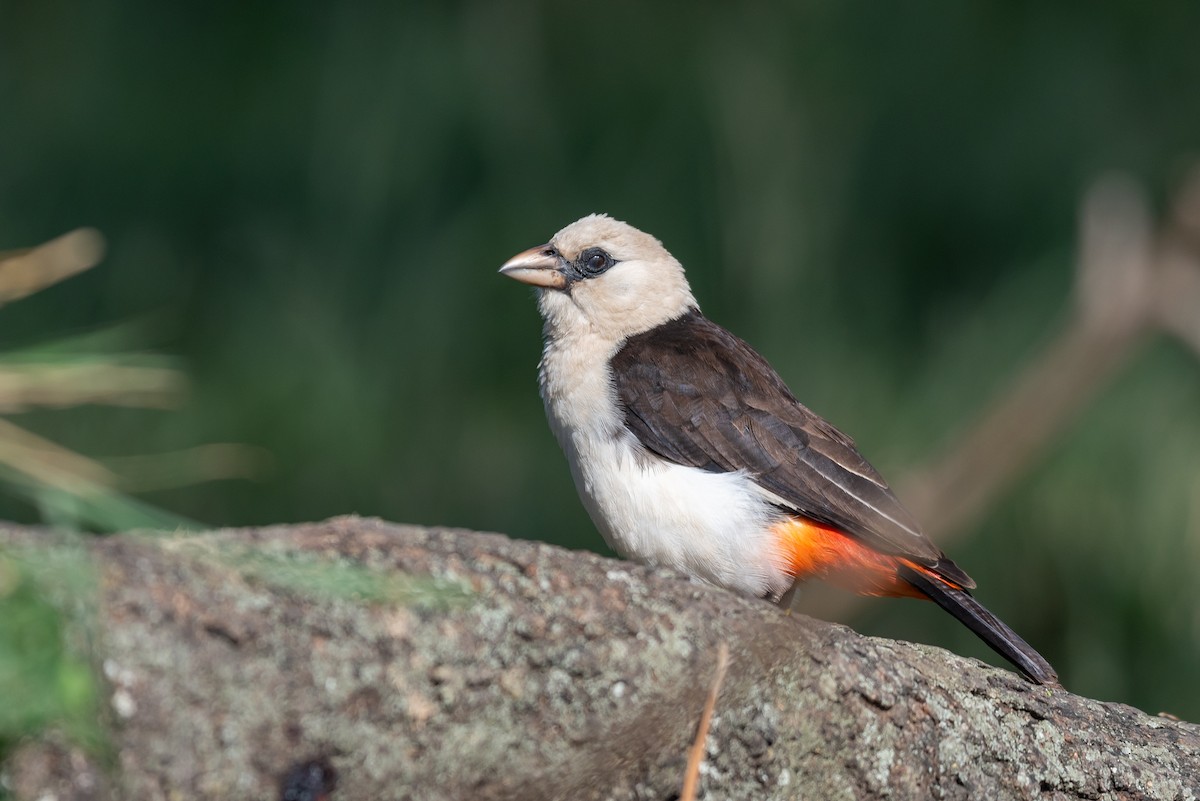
[680,642,731,801]
[0,362,186,412]
[0,228,106,306]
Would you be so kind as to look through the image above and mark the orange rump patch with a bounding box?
[771,517,925,599]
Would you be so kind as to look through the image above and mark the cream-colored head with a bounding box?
[500,214,698,345]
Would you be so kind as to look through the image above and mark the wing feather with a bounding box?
[611,310,948,568]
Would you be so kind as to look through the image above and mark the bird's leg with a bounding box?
[776,582,801,613]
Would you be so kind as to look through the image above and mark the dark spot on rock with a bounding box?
[203,621,242,646]
[279,757,338,801]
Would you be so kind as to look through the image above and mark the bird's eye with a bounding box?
[579,248,613,277]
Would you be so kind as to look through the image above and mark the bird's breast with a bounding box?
[537,334,794,599]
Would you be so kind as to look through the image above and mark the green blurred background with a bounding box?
[2,1,1199,719]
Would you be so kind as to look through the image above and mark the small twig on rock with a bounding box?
[680,642,730,801]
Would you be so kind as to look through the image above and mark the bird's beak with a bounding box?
[499,244,568,289]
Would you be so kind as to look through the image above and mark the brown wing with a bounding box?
[611,310,953,572]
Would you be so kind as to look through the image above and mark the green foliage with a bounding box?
[0,473,198,533]
[184,538,473,608]
[0,543,104,761]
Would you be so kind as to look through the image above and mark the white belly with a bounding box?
[570,433,792,599]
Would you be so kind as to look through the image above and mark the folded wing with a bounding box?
[611,309,971,587]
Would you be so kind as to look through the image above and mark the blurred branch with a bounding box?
[802,167,1200,620]
[899,174,1158,540]
[901,169,1200,540]
[1154,171,1200,358]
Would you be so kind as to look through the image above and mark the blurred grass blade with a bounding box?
[0,418,115,492]
[0,361,187,412]
[0,420,200,531]
[104,443,273,492]
[0,319,176,364]
[31,484,200,532]
[0,467,200,532]
[0,229,106,307]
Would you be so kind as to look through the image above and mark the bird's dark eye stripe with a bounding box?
[576,247,615,278]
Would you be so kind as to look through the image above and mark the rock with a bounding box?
[1,517,1196,800]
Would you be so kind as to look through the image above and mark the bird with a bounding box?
[499,213,1057,685]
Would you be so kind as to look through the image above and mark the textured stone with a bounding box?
[1,517,1197,800]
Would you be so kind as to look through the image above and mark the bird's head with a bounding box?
[500,214,698,344]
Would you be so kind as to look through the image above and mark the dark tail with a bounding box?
[899,564,1058,685]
